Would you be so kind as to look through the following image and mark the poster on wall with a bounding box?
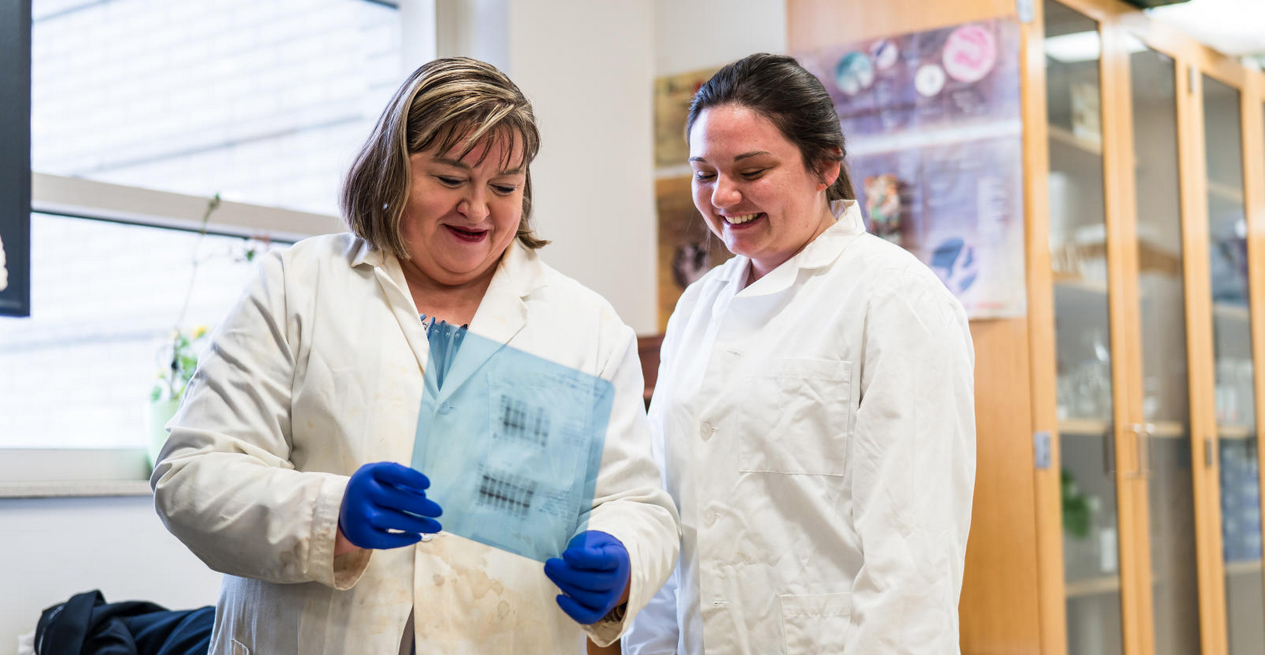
[654,66,724,332]
[653,67,719,168]
[0,0,31,318]
[796,18,1027,319]
[656,176,731,332]
[850,137,1026,318]
[800,21,1022,138]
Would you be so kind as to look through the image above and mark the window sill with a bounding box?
[0,448,153,496]
[0,479,152,498]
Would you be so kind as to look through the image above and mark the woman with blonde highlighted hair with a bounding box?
[152,57,679,655]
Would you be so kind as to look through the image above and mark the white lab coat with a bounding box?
[623,200,976,654]
[151,233,680,655]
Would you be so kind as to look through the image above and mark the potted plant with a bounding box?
[146,193,269,469]
[146,193,221,471]
[147,325,208,469]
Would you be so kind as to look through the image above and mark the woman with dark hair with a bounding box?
[151,57,679,654]
[624,53,976,654]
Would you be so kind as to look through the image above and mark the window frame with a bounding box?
[1,176,339,498]
[0,0,31,318]
[3,0,437,496]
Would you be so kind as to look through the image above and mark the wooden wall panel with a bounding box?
[962,318,1044,655]
[787,3,1045,653]
[788,0,1016,51]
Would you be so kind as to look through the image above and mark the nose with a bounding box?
[458,188,490,222]
[710,174,741,209]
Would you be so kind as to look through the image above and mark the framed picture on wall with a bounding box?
[653,67,719,168]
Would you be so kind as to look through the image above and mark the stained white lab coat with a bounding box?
[151,234,679,655]
[623,200,976,654]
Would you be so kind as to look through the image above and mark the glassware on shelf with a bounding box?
[1217,357,1257,427]
[1065,328,1113,421]
[1218,358,1239,425]
[1058,373,1074,421]
[1238,359,1255,428]
[1144,375,1161,422]
[1221,440,1264,562]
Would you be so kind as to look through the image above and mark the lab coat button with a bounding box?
[705,510,717,526]
[700,422,713,440]
[438,403,452,414]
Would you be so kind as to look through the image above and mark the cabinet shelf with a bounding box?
[1219,424,1256,440]
[1053,276,1109,295]
[1150,421,1187,438]
[1049,125,1103,156]
[1225,559,1263,577]
[1214,302,1250,323]
[1057,420,1186,438]
[1064,566,1253,599]
[1207,180,1245,205]
[1065,574,1121,598]
[1060,419,1110,436]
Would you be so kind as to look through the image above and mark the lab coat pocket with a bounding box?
[781,592,851,654]
[229,638,250,655]
[738,358,851,475]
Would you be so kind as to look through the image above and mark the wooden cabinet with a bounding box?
[786,1,1265,654]
[637,334,664,408]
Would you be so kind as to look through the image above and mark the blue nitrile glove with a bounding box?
[338,462,443,550]
[543,531,631,624]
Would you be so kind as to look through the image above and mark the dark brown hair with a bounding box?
[687,53,854,200]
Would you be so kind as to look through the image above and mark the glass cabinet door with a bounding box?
[1203,74,1265,655]
[1044,3,1124,652]
[1128,43,1200,655]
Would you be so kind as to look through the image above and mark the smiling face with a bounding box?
[398,132,527,289]
[688,104,840,281]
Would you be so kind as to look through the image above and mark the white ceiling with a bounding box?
[1147,0,1265,58]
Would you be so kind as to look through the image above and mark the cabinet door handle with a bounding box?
[1143,423,1155,477]
[1102,424,1116,478]
[1125,423,1150,479]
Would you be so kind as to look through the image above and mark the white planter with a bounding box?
[147,398,182,470]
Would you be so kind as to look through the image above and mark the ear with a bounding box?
[815,148,843,193]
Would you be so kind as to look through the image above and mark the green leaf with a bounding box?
[1060,468,1094,540]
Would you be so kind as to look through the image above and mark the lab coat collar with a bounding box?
[350,237,381,268]
[729,199,866,298]
[436,242,541,403]
[352,236,544,400]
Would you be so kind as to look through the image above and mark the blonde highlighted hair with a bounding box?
[340,57,547,259]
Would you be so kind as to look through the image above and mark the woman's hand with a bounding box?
[544,531,631,624]
[338,462,443,550]
[334,527,359,556]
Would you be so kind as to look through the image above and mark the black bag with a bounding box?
[35,590,213,655]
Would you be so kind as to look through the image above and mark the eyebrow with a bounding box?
[432,157,525,176]
[688,150,771,164]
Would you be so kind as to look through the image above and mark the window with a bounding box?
[31,0,403,216]
[1,0,434,488]
[0,213,288,449]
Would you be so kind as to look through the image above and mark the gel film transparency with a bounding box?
[411,320,613,562]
